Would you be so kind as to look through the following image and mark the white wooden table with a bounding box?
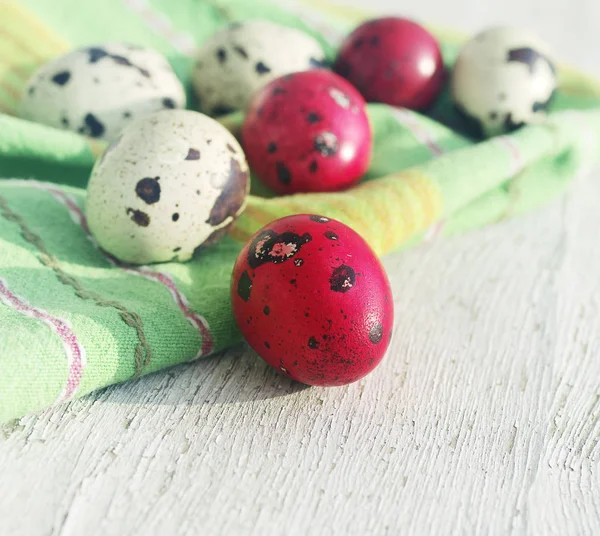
[2,1,600,534]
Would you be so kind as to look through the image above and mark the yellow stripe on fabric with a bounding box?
[0,1,69,113]
[0,1,69,52]
[231,170,443,257]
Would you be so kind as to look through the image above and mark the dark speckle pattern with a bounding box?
[308,336,320,349]
[233,45,248,59]
[79,113,105,138]
[135,177,161,204]
[255,62,271,74]
[237,271,252,301]
[185,148,200,160]
[329,264,356,293]
[276,161,291,185]
[206,158,248,226]
[247,229,312,269]
[126,208,150,227]
[306,112,321,124]
[216,48,227,63]
[51,71,71,86]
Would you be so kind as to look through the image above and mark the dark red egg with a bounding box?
[241,70,372,194]
[333,17,446,110]
[230,214,394,386]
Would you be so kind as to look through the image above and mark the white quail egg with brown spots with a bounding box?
[20,43,186,141]
[192,19,327,116]
[451,26,557,138]
[86,109,250,265]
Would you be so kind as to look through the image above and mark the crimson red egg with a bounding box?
[230,214,394,386]
[241,70,372,195]
[333,17,446,110]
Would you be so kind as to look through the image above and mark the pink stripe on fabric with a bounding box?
[391,107,444,157]
[23,180,215,358]
[423,218,446,243]
[122,0,196,55]
[495,135,525,176]
[0,277,86,402]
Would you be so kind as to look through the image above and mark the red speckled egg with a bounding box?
[230,214,394,386]
[241,70,372,194]
[333,17,446,110]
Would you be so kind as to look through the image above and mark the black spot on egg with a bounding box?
[272,87,286,96]
[237,271,252,301]
[294,258,304,267]
[126,208,150,227]
[135,177,161,204]
[306,112,321,124]
[264,341,271,349]
[353,38,365,49]
[216,48,227,64]
[370,35,380,46]
[507,47,554,74]
[206,158,249,226]
[314,132,338,157]
[123,111,132,118]
[329,265,356,293]
[233,45,248,59]
[28,86,35,96]
[172,213,180,222]
[503,113,526,133]
[162,97,176,109]
[226,143,236,154]
[61,117,69,127]
[308,336,320,349]
[173,247,181,252]
[87,47,109,63]
[80,113,105,138]
[267,142,277,154]
[489,111,498,120]
[369,323,383,344]
[51,71,71,86]
[255,61,271,74]
[185,148,201,160]
[324,231,338,240]
[263,306,270,315]
[309,215,330,223]
[247,229,312,269]
[276,161,291,185]
[308,160,318,173]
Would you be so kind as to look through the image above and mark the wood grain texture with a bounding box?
[2,0,600,534]
[2,172,600,535]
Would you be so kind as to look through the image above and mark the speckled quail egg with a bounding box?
[451,26,557,138]
[20,43,186,141]
[86,109,249,265]
[192,19,327,115]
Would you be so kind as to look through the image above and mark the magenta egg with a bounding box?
[231,214,394,386]
[333,17,446,110]
[241,70,372,194]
